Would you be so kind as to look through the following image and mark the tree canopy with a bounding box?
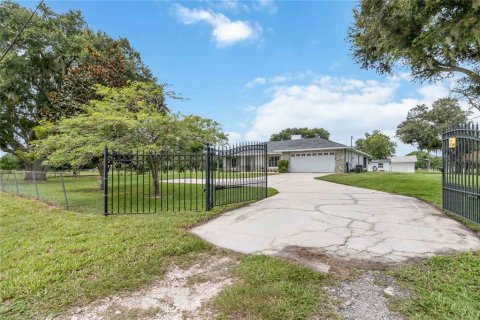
[0,154,23,170]
[349,0,480,109]
[0,1,159,168]
[33,82,226,188]
[270,127,330,141]
[355,130,396,159]
[406,150,442,170]
[396,98,469,152]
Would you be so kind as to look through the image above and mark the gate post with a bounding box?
[442,129,446,211]
[205,144,212,210]
[103,146,109,215]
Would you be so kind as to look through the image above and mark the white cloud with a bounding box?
[240,75,452,155]
[243,105,257,112]
[208,0,249,13]
[417,84,450,104]
[172,4,261,47]
[226,131,243,143]
[245,71,314,88]
[253,0,278,15]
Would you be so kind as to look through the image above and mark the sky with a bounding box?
[18,0,480,156]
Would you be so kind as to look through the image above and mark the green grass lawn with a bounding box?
[317,171,480,320]
[213,255,337,319]
[317,171,442,207]
[0,193,216,319]
[1,188,336,319]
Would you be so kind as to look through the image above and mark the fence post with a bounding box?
[264,142,268,198]
[0,171,4,191]
[13,171,19,194]
[60,173,70,210]
[32,170,39,199]
[104,146,109,215]
[442,130,446,211]
[205,144,212,210]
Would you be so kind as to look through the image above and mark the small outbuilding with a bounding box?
[368,159,391,172]
[367,156,417,173]
[390,156,417,173]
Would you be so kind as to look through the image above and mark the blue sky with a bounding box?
[20,0,477,156]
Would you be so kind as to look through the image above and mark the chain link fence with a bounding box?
[0,170,101,212]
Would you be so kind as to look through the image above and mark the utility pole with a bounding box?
[0,0,44,63]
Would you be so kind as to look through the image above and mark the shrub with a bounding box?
[277,160,289,173]
[0,154,23,170]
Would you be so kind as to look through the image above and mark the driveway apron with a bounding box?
[192,173,480,266]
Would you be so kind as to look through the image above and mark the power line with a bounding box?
[0,0,44,63]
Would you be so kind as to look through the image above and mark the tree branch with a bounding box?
[433,59,480,82]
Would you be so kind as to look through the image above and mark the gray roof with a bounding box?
[267,137,348,153]
[371,159,391,163]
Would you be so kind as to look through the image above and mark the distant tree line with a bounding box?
[270,127,330,141]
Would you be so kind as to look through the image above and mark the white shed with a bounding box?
[368,159,391,172]
[368,156,418,173]
[390,156,417,173]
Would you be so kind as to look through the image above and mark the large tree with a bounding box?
[33,82,226,191]
[270,127,330,141]
[355,130,396,159]
[0,1,157,176]
[406,151,442,170]
[349,0,480,109]
[396,98,469,152]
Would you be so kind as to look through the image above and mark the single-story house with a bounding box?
[367,156,417,173]
[223,136,371,173]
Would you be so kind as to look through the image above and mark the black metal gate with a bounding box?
[442,123,479,224]
[103,142,268,214]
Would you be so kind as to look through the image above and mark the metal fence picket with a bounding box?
[442,123,480,224]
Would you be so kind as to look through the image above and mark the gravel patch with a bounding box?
[60,256,234,320]
[327,271,409,320]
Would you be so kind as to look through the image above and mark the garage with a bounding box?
[289,152,335,173]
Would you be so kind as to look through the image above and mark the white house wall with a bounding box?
[391,162,415,173]
[347,152,367,170]
[223,155,266,171]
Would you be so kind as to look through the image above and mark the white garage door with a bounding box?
[290,152,335,173]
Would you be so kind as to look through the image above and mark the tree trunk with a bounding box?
[149,159,160,197]
[24,158,47,181]
[97,163,105,190]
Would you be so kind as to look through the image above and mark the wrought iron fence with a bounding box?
[442,123,479,224]
[104,142,268,214]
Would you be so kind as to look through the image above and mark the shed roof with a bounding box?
[390,156,417,163]
[371,159,391,163]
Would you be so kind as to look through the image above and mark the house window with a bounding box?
[268,156,280,167]
[378,163,384,169]
[330,152,334,155]
[324,153,329,155]
[312,153,317,156]
[291,154,296,157]
[231,158,237,168]
[301,154,306,156]
[306,153,311,156]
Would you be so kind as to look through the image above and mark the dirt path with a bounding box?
[327,271,410,320]
[61,256,234,320]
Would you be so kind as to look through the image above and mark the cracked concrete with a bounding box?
[192,173,480,267]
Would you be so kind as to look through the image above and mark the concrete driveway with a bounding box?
[192,173,480,268]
